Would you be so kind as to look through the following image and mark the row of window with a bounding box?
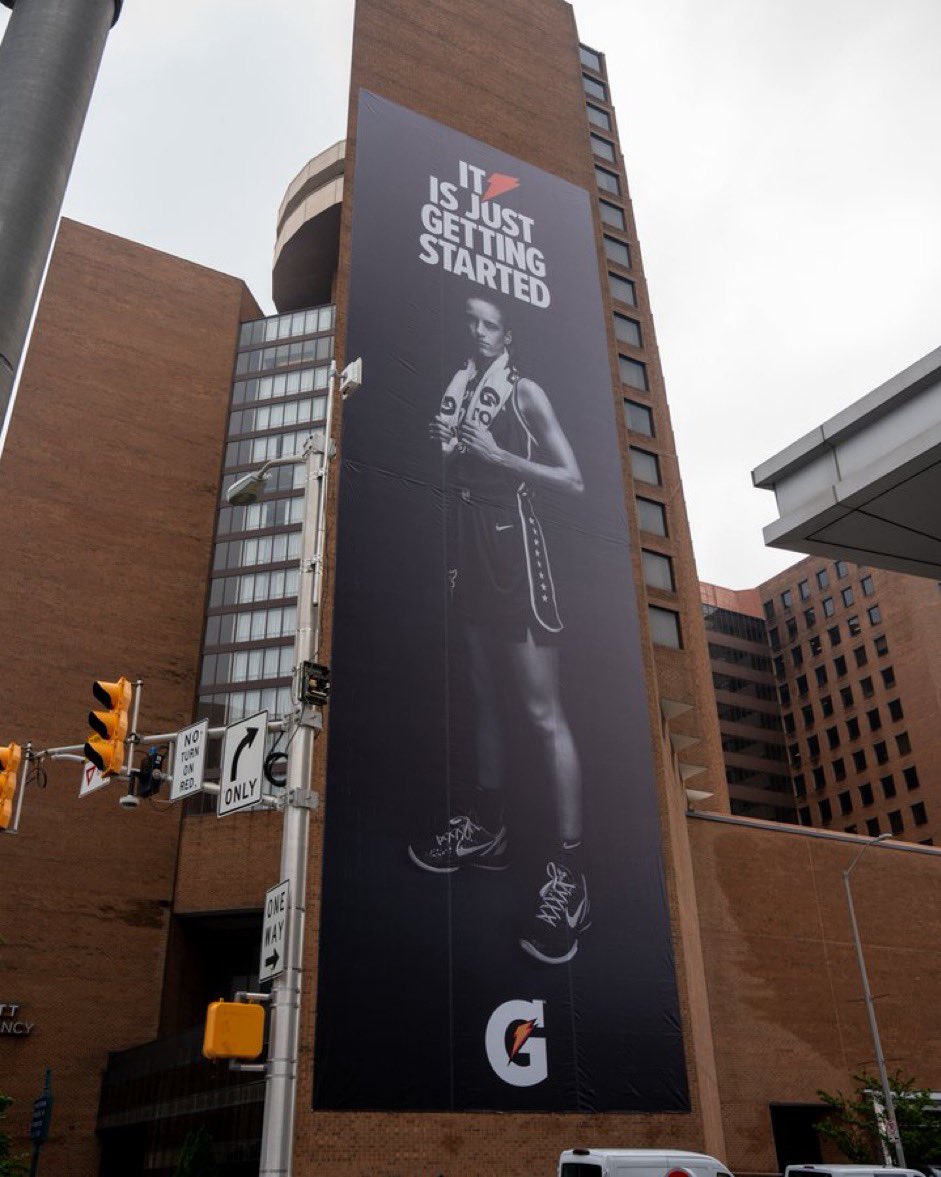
[224,427,324,472]
[765,560,853,617]
[198,687,294,729]
[721,735,787,761]
[200,643,295,689]
[774,635,890,687]
[707,640,773,674]
[238,305,335,348]
[216,495,305,538]
[785,680,900,730]
[789,729,912,769]
[801,799,927,834]
[772,617,888,654]
[717,701,783,732]
[702,605,769,645]
[228,395,327,438]
[796,764,920,798]
[213,531,302,573]
[233,364,331,407]
[208,566,301,610]
[204,605,299,649]
[234,334,334,376]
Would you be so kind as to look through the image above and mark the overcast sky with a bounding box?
[4,0,939,589]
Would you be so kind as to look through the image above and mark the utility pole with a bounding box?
[0,0,123,431]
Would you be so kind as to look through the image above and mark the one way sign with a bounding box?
[259,880,289,983]
[218,710,267,818]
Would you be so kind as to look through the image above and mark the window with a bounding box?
[636,496,667,536]
[642,549,674,591]
[841,586,855,607]
[888,810,904,835]
[853,644,867,667]
[838,791,853,815]
[826,726,840,750]
[590,134,615,162]
[801,703,814,727]
[852,749,867,772]
[614,313,642,347]
[603,235,631,268]
[833,757,846,781]
[763,600,775,620]
[866,707,881,732]
[815,664,828,686]
[807,735,820,758]
[813,765,826,790]
[822,597,835,617]
[799,806,811,826]
[587,103,612,131]
[794,772,806,796]
[848,615,861,636]
[582,73,607,100]
[859,782,874,806]
[860,675,874,698]
[779,683,791,705]
[847,717,860,741]
[805,607,818,628]
[861,574,875,596]
[896,731,912,756]
[881,666,896,689]
[888,698,903,722]
[787,617,798,641]
[880,774,896,799]
[595,166,620,195]
[788,742,801,765]
[820,695,833,717]
[619,356,648,390]
[816,569,829,589]
[781,589,793,608]
[784,712,796,735]
[599,200,625,230]
[624,399,654,436]
[769,626,780,650]
[874,634,889,656]
[810,635,822,656]
[629,446,660,484]
[911,801,928,827]
[792,645,803,668]
[834,655,847,677]
[839,685,854,707]
[775,655,786,678]
[827,625,841,647]
[797,674,809,696]
[609,272,637,307]
[579,44,602,71]
[835,560,848,578]
[818,798,832,823]
[866,816,881,837]
[868,605,882,625]
[844,824,858,835]
[798,579,811,600]
[903,765,919,790]
[649,605,681,648]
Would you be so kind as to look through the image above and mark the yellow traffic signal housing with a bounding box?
[202,1000,265,1061]
[0,743,22,831]
[84,677,132,775]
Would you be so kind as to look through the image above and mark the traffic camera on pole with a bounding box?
[0,743,22,831]
[84,677,132,775]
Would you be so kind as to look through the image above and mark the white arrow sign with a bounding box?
[169,719,209,803]
[79,760,110,798]
[259,879,289,983]
[218,710,267,817]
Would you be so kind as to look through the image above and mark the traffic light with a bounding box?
[0,743,22,831]
[84,677,132,775]
[202,999,265,1060]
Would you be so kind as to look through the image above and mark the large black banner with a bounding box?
[314,91,688,1112]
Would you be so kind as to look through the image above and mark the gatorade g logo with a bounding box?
[485,999,547,1087]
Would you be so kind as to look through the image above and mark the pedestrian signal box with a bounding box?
[202,1000,265,1061]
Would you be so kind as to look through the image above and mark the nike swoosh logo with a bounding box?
[495,523,514,532]
[566,896,588,928]
[456,842,484,857]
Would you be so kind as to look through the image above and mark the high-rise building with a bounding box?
[2,3,941,1176]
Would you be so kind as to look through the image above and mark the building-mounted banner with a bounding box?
[314,90,688,1113]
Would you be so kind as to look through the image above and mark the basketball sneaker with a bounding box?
[408,815,509,873]
[519,860,590,964]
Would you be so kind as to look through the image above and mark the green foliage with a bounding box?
[174,1126,218,1177]
[0,1095,28,1177]
[817,1070,941,1166]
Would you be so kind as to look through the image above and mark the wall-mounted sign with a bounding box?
[0,1003,34,1036]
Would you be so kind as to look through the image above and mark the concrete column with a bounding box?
[0,0,122,426]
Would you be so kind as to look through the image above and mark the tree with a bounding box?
[174,1126,218,1177]
[817,1071,941,1167]
[0,1095,27,1177]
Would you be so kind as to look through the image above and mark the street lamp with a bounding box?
[226,356,361,1177]
[842,832,906,1167]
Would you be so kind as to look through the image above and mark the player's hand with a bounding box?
[429,418,454,444]
[458,421,503,465]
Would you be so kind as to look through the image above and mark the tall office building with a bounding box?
[2,2,941,1175]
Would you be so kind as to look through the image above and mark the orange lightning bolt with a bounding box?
[507,1018,538,1063]
[482,172,520,202]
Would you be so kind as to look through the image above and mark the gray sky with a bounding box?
[4,0,940,589]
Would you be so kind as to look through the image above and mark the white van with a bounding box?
[785,1166,926,1177]
[559,1149,734,1177]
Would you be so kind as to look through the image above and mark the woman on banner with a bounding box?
[408,294,590,965]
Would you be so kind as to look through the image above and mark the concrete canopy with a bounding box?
[752,344,941,579]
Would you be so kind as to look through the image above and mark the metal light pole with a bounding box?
[0,0,122,431]
[227,358,361,1177]
[842,832,906,1168]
